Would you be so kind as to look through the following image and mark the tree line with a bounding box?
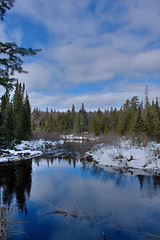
[0,80,31,145]
[31,87,160,141]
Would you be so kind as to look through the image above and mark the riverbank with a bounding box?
[0,139,64,162]
[0,134,97,162]
[0,134,160,175]
[85,137,160,172]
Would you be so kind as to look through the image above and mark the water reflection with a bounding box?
[33,154,160,201]
[0,147,160,239]
[0,160,32,213]
[0,155,160,212]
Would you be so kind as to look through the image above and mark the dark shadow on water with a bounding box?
[0,160,32,213]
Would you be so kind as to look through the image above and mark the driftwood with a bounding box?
[45,202,69,214]
[44,202,96,225]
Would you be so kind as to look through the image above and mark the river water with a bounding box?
[1,142,160,240]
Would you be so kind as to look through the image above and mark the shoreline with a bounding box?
[0,135,160,176]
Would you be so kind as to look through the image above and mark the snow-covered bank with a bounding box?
[0,134,98,163]
[0,139,64,162]
[85,138,160,172]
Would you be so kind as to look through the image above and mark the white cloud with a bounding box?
[28,82,160,111]
[0,22,23,44]
[44,43,160,85]
[10,0,160,84]
[6,0,160,110]
[16,62,54,91]
[0,22,9,42]
[8,28,23,45]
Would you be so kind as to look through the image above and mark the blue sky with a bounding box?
[1,0,160,111]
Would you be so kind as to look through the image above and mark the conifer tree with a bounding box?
[0,89,10,129]
[23,93,32,139]
[109,107,118,131]
[73,113,81,133]
[12,81,25,141]
[132,106,143,134]
[0,0,40,91]
[79,103,88,132]
[5,102,14,141]
[151,98,160,140]
[116,107,124,134]
[123,99,131,131]
[128,96,139,130]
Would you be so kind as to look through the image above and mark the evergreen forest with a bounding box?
[31,88,160,141]
[0,80,31,145]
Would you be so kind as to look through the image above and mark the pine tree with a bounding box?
[123,99,131,131]
[152,98,160,140]
[12,81,25,141]
[23,93,32,139]
[0,0,40,91]
[79,103,88,133]
[128,96,139,130]
[143,87,154,136]
[0,89,10,134]
[116,107,124,134]
[109,107,118,131]
[89,117,100,135]
[73,113,81,133]
[132,106,143,134]
[5,102,14,141]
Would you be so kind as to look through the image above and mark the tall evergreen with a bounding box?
[79,103,88,132]
[12,81,25,141]
[132,106,143,134]
[116,107,124,134]
[23,93,32,139]
[5,102,14,141]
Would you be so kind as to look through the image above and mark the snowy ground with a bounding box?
[0,139,64,162]
[1,135,160,175]
[85,137,160,174]
[0,134,97,163]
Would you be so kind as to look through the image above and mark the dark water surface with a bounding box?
[1,143,160,240]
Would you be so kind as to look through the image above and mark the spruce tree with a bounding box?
[12,81,25,141]
[116,107,124,134]
[5,102,14,141]
[73,113,81,133]
[23,93,32,139]
[79,103,88,133]
[132,106,143,134]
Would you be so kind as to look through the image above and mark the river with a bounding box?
[0,142,160,240]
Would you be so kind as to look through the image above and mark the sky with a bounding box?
[1,0,160,111]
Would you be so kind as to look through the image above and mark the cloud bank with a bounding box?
[5,0,160,110]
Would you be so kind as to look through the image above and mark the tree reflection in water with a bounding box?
[0,150,160,239]
[0,159,32,214]
[35,154,160,197]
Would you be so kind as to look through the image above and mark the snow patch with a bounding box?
[61,134,98,142]
[85,138,160,171]
[0,139,64,162]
